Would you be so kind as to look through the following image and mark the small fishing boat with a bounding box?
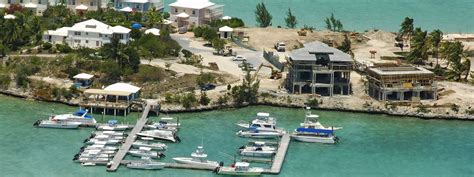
[137,129,180,142]
[214,162,264,176]
[132,138,167,150]
[96,120,129,131]
[291,108,341,144]
[81,144,118,151]
[34,119,81,129]
[126,157,165,170]
[236,129,285,139]
[239,142,276,157]
[75,157,110,163]
[86,134,125,141]
[81,162,96,166]
[93,131,126,136]
[173,146,219,168]
[85,139,121,145]
[128,147,165,159]
[146,117,180,132]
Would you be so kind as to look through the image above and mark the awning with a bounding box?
[176,12,189,18]
[75,4,88,10]
[84,89,132,96]
[120,7,133,12]
[145,28,160,36]
[73,73,94,80]
[24,3,37,8]
[104,83,141,93]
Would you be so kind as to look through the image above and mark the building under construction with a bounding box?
[366,66,437,102]
[286,41,353,96]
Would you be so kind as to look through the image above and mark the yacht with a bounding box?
[239,142,276,157]
[34,119,81,129]
[128,147,165,159]
[146,117,180,131]
[291,108,341,144]
[236,129,285,139]
[49,109,97,125]
[214,162,264,176]
[137,129,180,142]
[236,112,276,130]
[132,138,167,150]
[126,157,165,170]
[173,146,219,168]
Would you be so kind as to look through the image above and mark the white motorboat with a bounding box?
[214,162,264,176]
[81,162,96,166]
[236,129,285,139]
[81,144,118,151]
[88,134,125,141]
[236,112,277,131]
[34,119,81,129]
[173,146,219,168]
[239,142,276,157]
[137,129,179,142]
[96,120,129,131]
[128,147,165,159]
[132,139,167,150]
[49,109,97,125]
[75,157,110,163]
[291,108,340,144]
[93,131,126,136]
[85,139,121,145]
[78,152,114,159]
[126,157,165,170]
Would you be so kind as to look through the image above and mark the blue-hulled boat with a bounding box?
[291,108,341,144]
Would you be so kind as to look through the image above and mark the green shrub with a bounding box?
[0,74,11,89]
[199,92,210,106]
[181,49,193,58]
[196,72,216,88]
[306,98,319,107]
[56,43,72,53]
[181,92,197,109]
[42,42,53,50]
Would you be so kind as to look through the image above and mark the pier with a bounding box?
[106,101,157,172]
[264,134,290,174]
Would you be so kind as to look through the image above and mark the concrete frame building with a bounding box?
[286,41,353,96]
[366,66,437,102]
[169,0,223,28]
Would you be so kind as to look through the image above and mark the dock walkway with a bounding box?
[264,134,290,174]
[106,101,155,172]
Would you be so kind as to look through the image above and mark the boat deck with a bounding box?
[264,133,290,174]
[106,101,155,172]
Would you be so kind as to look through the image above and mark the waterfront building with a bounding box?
[82,83,141,116]
[218,26,233,39]
[169,0,224,28]
[366,66,437,102]
[43,19,131,49]
[114,0,163,13]
[286,41,353,96]
[73,73,94,89]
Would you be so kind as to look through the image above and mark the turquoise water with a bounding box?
[1,94,474,177]
[164,0,474,32]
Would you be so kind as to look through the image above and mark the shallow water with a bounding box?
[163,0,474,32]
[0,95,473,177]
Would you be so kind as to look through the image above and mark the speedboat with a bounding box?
[93,131,126,136]
[214,162,264,176]
[236,129,285,139]
[236,112,277,131]
[86,134,125,141]
[49,109,97,126]
[81,144,118,151]
[239,142,276,157]
[291,108,341,144]
[96,120,129,131]
[145,117,180,132]
[132,138,167,150]
[173,146,219,168]
[74,156,110,163]
[137,129,180,142]
[85,139,121,145]
[126,157,165,170]
[34,119,81,129]
[128,147,165,159]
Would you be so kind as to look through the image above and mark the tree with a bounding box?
[231,68,260,105]
[181,92,197,109]
[398,17,414,46]
[407,28,428,65]
[29,16,43,45]
[211,39,226,52]
[427,29,443,65]
[325,13,343,32]
[439,41,471,81]
[196,72,216,88]
[144,6,163,27]
[337,35,353,58]
[199,92,210,106]
[255,2,272,27]
[284,8,297,29]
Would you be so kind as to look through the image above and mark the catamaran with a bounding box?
[173,146,220,168]
[291,108,341,144]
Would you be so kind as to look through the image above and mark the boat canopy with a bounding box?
[108,120,118,125]
[257,112,270,117]
[296,128,333,134]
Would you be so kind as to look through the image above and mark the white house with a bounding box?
[0,0,49,15]
[114,0,163,13]
[218,26,233,39]
[43,19,131,49]
[169,0,223,28]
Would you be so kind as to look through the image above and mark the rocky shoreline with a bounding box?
[3,89,472,121]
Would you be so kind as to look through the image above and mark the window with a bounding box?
[85,32,88,35]
[74,32,81,36]
[7,0,11,4]
[99,34,102,37]
[104,35,108,37]
[192,10,195,15]
[96,41,99,46]
[90,2,93,6]
[174,8,177,13]
[85,40,89,43]
[74,40,81,43]
[72,0,75,5]
[20,0,23,3]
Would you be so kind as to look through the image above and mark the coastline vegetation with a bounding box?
[255,2,273,27]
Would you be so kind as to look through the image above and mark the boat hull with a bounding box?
[291,134,337,144]
[236,130,284,139]
[217,167,263,176]
[239,151,275,157]
[37,120,81,129]
[173,157,219,168]
[126,163,165,170]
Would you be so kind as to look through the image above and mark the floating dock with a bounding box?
[264,133,290,174]
[106,101,155,172]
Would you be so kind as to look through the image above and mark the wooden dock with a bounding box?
[264,133,290,174]
[106,101,155,172]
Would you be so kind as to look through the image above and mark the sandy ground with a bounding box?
[28,76,73,89]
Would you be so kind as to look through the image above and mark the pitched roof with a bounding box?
[145,28,160,36]
[73,73,94,79]
[69,19,130,34]
[288,41,352,62]
[169,0,215,9]
[219,26,233,32]
[45,27,71,36]
[111,25,131,34]
[104,83,141,93]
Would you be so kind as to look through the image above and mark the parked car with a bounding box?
[201,83,216,91]
[274,42,286,52]
[232,55,247,61]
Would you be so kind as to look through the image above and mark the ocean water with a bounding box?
[0,94,474,177]
[164,0,474,32]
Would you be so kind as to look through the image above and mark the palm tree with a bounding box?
[427,29,443,65]
[399,17,414,47]
[145,6,163,28]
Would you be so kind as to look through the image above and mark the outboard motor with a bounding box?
[83,138,90,143]
[159,153,166,158]
[239,145,245,149]
[175,136,181,142]
[213,167,220,173]
[219,161,224,167]
[33,120,40,126]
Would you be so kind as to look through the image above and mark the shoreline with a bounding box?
[2,90,472,121]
